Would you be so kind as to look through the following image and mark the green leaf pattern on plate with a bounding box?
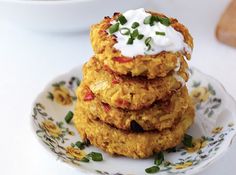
[31,71,236,175]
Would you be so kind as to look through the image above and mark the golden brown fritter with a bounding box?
[90,11,193,79]
[77,82,190,131]
[83,57,189,110]
[73,101,195,159]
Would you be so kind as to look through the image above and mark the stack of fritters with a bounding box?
[74,11,194,159]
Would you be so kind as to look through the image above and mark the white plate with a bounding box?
[31,65,236,175]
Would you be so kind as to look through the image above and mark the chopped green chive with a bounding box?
[131,29,139,38]
[70,143,75,147]
[144,16,156,26]
[182,134,193,147]
[145,37,152,45]
[144,16,152,24]
[65,111,73,124]
[143,15,171,27]
[80,157,90,163]
[87,152,103,161]
[137,34,144,40]
[119,27,130,35]
[146,44,151,51]
[145,36,153,50]
[127,38,134,45]
[156,31,166,36]
[75,141,85,150]
[154,152,164,165]
[109,23,119,34]
[157,16,171,26]
[117,15,127,25]
[145,166,160,174]
[131,22,140,29]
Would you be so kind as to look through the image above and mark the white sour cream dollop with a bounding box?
[111,8,191,58]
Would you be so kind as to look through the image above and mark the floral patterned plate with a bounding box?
[31,66,236,175]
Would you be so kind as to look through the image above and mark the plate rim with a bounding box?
[30,64,236,175]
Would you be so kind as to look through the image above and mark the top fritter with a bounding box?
[90,8,193,79]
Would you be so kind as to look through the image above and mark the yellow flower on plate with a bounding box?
[53,86,72,106]
[212,126,223,134]
[186,138,208,153]
[190,87,210,104]
[66,146,86,160]
[175,161,193,169]
[42,119,62,138]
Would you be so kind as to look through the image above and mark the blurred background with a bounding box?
[0,0,235,175]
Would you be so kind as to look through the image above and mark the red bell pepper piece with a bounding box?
[84,89,95,101]
[113,57,133,63]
